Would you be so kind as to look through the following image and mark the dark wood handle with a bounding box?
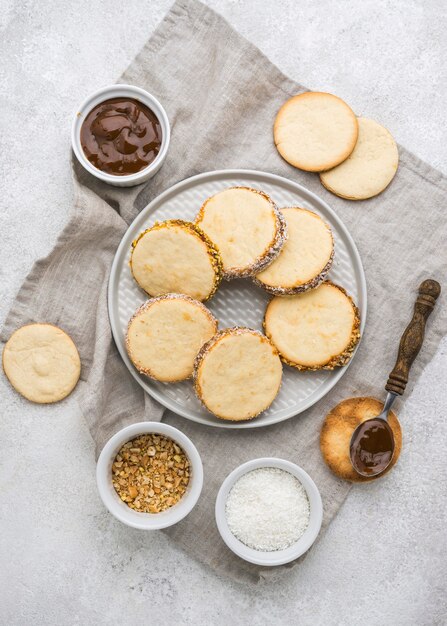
[385,279,441,395]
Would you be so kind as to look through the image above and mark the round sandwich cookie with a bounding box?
[195,187,286,279]
[264,282,360,371]
[193,328,283,421]
[2,323,81,404]
[320,397,402,482]
[130,220,223,302]
[253,207,334,295]
[320,117,399,200]
[274,92,358,172]
[126,294,218,383]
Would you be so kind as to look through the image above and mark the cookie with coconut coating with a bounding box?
[264,282,360,371]
[193,327,282,421]
[126,294,218,383]
[254,207,334,295]
[130,220,223,302]
[195,187,287,279]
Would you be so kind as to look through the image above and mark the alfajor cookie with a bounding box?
[193,328,282,421]
[126,294,218,383]
[264,282,360,371]
[130,220,222,302]
[253,207,334,295]
[320,117,399,200]
[195,187,286,279]
[320,396,402,482]
[274,92,358,172]
[2,323,81,403]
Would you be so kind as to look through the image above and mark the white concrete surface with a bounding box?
[1,1,446,624]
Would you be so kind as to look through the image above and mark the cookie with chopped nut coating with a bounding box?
[264,282,360,371]
[131,220,223,302]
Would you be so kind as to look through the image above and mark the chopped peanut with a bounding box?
[112,434,190,513]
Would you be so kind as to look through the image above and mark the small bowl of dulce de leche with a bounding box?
[72,84,170,187]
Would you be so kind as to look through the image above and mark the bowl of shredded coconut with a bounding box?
[215,458,323,566]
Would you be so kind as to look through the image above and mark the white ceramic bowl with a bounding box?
[72,84,170,187]
[96,422,203,529]
[215,458,323,566]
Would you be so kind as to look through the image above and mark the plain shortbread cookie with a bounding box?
[274,92,358,172]
[320,117,399,200]
[2,323,81,403]
[320,396,402,482]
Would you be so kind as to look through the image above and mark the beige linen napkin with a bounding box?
[2,0,446,584]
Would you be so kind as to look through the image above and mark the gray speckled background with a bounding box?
[1,1,446,624]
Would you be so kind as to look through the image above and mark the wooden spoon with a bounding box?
[350,279,441,478]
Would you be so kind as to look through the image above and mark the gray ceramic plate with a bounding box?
[108,169,367,428]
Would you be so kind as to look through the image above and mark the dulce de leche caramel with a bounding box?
[350,418,394,476]
[80,97,162,176]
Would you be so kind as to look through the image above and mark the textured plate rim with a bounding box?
[108,169,367,429]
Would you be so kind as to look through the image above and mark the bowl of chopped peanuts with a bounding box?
[96,422,203,529]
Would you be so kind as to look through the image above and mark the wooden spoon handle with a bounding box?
[385,279,441,396]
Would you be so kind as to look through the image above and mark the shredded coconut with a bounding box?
[225,467,310,552]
